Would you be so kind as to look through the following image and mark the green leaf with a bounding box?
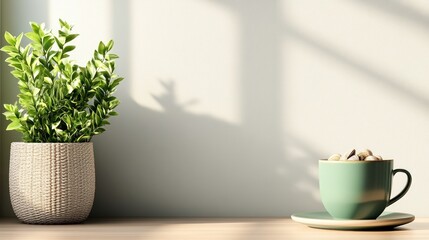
[109,78,124,91]
[66,84,74,94]
[106,40,114,51]
[11,70,23,79]
[43,37,55,51]
[59,19,71,30]
[25,32,41,44]
[71,78,81,89]
[6,121,22,131]
[33,87,40,96]
[22,45,30,57]
[51,121,61,129]
[10,62,22,70]
[94,50,103,60]
[95,114,101,125]
[15,33,24,48]
[55,36,65,49]
[38,23,46,37]
[44,77,53,84]
[98,41,105,55]
[4,31,16,45]
[0,45,18,53]
[65,33,79,43]
[55,128,64,135]
[108,53,119,60]
[4,104,15,112]
[17,80,27,88]
[94,128,106,135]
[77,135,91,142]
[87,62,96,78]
[3,111,17,119]
[58,30,68,37]
[94,60,103,68]
[63,45,75,54]
[30,22,40,33]
[109,99,120,109]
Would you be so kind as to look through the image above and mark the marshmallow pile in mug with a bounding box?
[328,149,383,161]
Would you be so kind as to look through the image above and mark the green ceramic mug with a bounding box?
[319,159,411,219]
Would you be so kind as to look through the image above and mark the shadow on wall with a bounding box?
[353,0,429,29]
[90,0,323,217]
[93,80,322,217]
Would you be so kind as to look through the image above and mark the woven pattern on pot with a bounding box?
[9,142,95,224]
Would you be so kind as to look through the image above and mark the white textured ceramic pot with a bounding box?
[9,142,95,224]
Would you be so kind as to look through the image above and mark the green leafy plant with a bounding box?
[1,20,123,142]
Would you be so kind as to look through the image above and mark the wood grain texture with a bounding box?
[0,218,428,240]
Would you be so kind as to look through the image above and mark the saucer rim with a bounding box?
[291,211,415,230]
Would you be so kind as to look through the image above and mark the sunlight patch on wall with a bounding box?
[48,0,112,66]
[130,0,241,124]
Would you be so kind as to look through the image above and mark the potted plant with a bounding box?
[1,20,123,224]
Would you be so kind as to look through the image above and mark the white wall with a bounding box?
[1,0,428,217]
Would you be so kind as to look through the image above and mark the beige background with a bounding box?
[0,0,425,217]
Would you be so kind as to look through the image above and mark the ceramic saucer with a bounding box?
[291,211,414,230]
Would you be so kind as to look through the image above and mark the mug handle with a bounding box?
[387,169,412,207]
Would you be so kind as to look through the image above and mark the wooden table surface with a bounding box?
[1,218,429,240]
